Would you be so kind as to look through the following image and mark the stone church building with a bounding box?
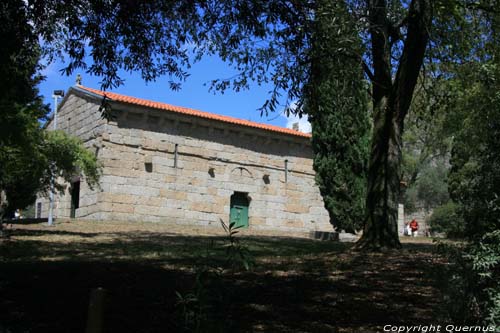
[36,85,333,235]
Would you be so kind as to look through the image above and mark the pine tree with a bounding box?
[305,0,370,233]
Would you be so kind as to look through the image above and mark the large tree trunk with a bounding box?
[356,99,403,249]
[356,0,431,250]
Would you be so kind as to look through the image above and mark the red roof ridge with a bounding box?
[76,85,311,139]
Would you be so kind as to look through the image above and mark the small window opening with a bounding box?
[284,159,289,183]
[36,202,42,218]
[144,155,153,173]
[174,144,179,168]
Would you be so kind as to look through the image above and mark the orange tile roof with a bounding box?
[76,86,311,138]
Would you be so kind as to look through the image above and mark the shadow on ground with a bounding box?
[0,223,448,332]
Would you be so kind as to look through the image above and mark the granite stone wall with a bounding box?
[35,92,105,220]
[37,88,333,234]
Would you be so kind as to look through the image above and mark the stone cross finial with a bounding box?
[76,74,82,85]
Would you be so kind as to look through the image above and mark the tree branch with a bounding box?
[392,0,431,127]
[389,16,408,45]
[465,1,500,13]
[362,60,376,82]
[367,0,393,105]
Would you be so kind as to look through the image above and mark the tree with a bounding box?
[445,61,500,328]
[1,131,101,218]
[0,0,100,231]
[0,0,47,151]
[305,0,370,233]
[25,0,500,249]
[0,0,47,222]
[448,62,500,240]
[401,73,460,184]
[427,201,465,238]
[441,4,500,321]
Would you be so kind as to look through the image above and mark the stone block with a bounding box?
[190,202,214,213]
[122,135,142,147]
[164,175,177,183]
[207,187,217,196]
[285,203,310,214]
[136,196,164,207]
[159,207,185,218]
[111,203,134,213]
[165,191,187,201]
[100,202,113,212]
[166,199,185,209]
[109,133,123,144]
[309,231,339,241]
[135,205,160,215]
[250,217,266,226]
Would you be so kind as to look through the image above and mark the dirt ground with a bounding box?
[0,220,449,332]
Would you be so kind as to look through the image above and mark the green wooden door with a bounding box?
[230,193,249,228]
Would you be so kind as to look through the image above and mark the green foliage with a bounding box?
[0,1,47,125]
[447,62,500,326]
[428,202,465,238]
[415,163,450,210]
[0,0,50,219]
[466,231,500,328]
[175,220,254,332]
[1,130,101,217]
[435,242,480,325]
[305,0,370,233]
[443,15,500,324]
[448,62,500,239]
[0,0,100,220]
[403,163,450,215]
[220,220,255,271]
[401,74,461,213]
[44,131,101,191]
[437,234,500,329]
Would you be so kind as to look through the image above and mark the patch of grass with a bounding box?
[0,221,449,332]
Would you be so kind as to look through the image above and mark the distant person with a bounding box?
[403,222,411,236]
[410,219,419,237]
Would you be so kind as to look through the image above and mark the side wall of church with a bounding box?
[95,100,332,233]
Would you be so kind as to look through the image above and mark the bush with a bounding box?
[466,231,500,328]
[437,232,500,330]
[428,202,465,238]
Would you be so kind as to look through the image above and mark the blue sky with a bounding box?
[39,55,311,132]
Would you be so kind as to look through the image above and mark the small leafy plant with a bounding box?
[220,220,255,272]
[174,219,254,332]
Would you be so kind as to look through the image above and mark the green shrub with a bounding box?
[428,202,466,238]
[466,231,500,328]
[436,242,478,324]
[437,232,500,330]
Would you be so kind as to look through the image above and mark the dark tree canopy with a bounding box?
[0,0,100,224]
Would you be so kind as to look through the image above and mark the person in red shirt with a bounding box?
[409,219,419,237]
